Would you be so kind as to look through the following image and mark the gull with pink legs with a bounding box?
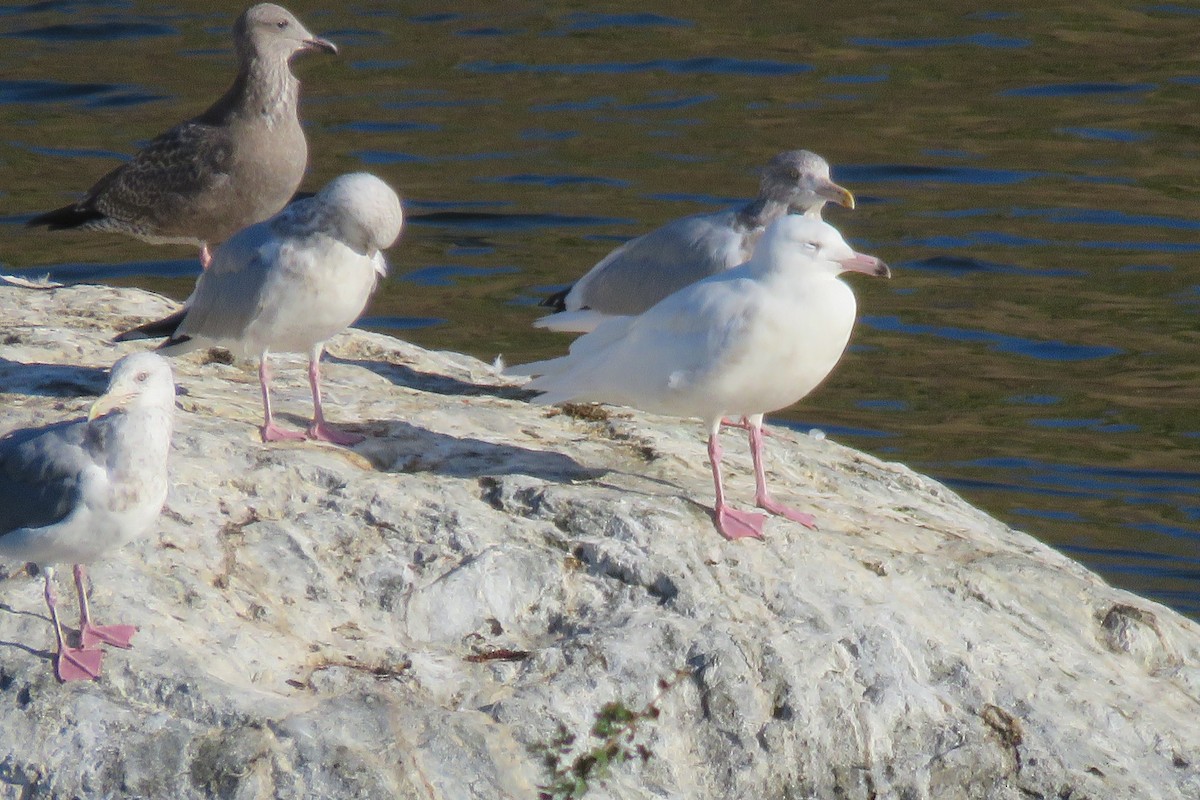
[510,214,889,541]
[0,352,175,681]
[115,172,403,445]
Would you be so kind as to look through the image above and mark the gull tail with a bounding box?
[113,309,188,343]
[539,286,571,312]
[27,203,103,231]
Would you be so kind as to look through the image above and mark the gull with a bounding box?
[534,150,855,333]
[512,215,889,541]
[0,352,175,682]
[27,3,337,270]
[114,172,403,445]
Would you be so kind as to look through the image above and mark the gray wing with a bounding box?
[0,420,92,535]
[168,220,282,344]
[84,121,236,235]
[570,209,745,315]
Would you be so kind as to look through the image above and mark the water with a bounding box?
[0,2,1197,617]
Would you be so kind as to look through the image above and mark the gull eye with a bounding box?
[276,19,290,29]
[135,371,149,382]
[788,168,801,181]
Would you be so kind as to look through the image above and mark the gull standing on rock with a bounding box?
[535,150,855,333]
[512,215,889,541]
[115,173,403,445]
[27,4,337,270]
[0,353,175,682]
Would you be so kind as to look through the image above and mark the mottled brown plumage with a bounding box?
[28,4,336,267]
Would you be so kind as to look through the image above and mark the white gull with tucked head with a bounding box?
[535,150,855,333]
[0,352,175,682]
[115,172,403,445]
[513,215,889,541]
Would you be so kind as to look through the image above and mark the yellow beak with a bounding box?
[88,390,134,421]
[819,180,856,210]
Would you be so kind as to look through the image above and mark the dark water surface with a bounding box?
[1,2,1198,616]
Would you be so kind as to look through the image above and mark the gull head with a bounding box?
[236,3,338,62]
[761,150,855,217]
[756,215,890,279]
[89,352,176,421]
[313,173,404,256]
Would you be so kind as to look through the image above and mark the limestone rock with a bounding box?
[0,283,1198,799]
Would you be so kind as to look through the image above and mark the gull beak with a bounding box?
[303,36,338,55]
[838,251,891,278]
[817,179,856,210]
[88,389,135,422]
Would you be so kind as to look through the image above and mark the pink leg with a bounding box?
[74,565,136,649]
[259,356,305,442]
[749,422,817,529]
[44,567,103,682]
[305,349,364,445]
[199,244,213,271]
[708,431,766,540]
[720,417,778,438]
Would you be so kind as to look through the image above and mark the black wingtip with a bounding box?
[27,204,103,231]
[539,286,572,312]
[112,308,189,343]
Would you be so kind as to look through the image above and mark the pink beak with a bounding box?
[838,251,891,278]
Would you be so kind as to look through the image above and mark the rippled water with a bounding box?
[1,2,1197,616]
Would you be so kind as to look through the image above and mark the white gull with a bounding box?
[512,214,889,540]
[114,172,403,445]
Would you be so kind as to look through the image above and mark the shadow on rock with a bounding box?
[0,359,108,399]
[328,354,536,401]
[357,419,605,482]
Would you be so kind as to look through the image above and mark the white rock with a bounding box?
[0,283,1197,799]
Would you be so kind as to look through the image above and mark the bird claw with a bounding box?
[260,422,307,442]
[56,646,104,682]
[757,497,818,529]
[306,422,364,446]
[714,505,767,540]
[80,623,137,650]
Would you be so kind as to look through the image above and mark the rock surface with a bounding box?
[1,282,1198,800]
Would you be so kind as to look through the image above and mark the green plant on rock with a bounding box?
[533,668,690,800]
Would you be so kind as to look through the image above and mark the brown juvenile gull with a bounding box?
[512,215,889,541]
[534,150,855,333]
[27,4,337,270]
[0,352,175,682]
[115,173,403,445]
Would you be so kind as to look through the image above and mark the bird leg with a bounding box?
[720,416,778,438]
[305,348,364,445]
[708,431,767,540]
[258,356,305,442]
[74,564,137,649]
[43,567,103,682]
[748,422,817,529]
[199,244,213,271]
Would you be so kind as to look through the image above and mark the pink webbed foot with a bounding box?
[714,504,768,541]
[260,422,307,442]
[757,496,818,529]
[306,421,364,446]
[56,646,104,682]
[81,622,137,649]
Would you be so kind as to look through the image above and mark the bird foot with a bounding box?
[307,422,364,446]
[260,422,307,442]
[756,496,818,529]
[56,646,104,682]
[714,505,767,541]
[81,622,137,649]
